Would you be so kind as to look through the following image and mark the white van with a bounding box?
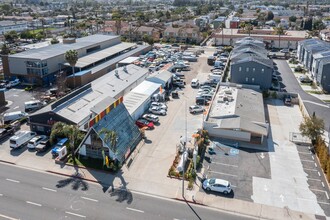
[3,111,28,124]
[10,131,36,149]
[24,100,44,112]
[191,79,199,88]
[5,79,20,89]
[27,135,46,149]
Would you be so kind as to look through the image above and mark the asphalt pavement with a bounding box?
[0,163,254,220]
[274,59,330,132]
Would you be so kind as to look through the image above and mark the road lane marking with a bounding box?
[322,182,325,187]
[0,213,19,220]
[318,172,321,176]
[26,201,42,207]
[312,156,314,160]
[6,178,19,183]
[315,163,318,167]
[298,152,311,155]
[13,106,19,110]
[42,187,57,192]
[208,171,238,177]
[326,191,329,200]
[81,196,98,202]
[126,207,145,213]
[65,211,86,218]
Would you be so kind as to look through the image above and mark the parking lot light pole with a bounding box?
[182,100,187,198]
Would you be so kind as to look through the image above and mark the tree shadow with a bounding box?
[108,186,133,204]
[55,172,89,191]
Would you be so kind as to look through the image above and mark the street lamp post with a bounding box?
[182,100,187,198]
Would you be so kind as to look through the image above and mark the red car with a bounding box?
[135,119,154,129]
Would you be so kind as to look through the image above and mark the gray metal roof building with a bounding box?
[204,84,268,144]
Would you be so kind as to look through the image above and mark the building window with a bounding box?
[261,68,264,72]
[252,78,255,82]
[246,77,248,82]
[246,67,249,72]
[239,67,242,72]
[253,68,255,72]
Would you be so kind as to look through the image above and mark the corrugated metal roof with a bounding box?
[9,34,119,60]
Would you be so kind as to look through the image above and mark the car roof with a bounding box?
[213,178,229,186]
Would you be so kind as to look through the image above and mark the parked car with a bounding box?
[151,102,167,110]
[149,106,166,115]
[196,94,213,101]
[35,138,50,153]
[0,126,16,142]
[196,97,209,105]
[191,78,199,88]
[202,178,232,194]
[27,135,47,149]
[142,114,159,123]
[299,76,313,83]
[136,119,154,129]
[51,138,69,158]
[189,105,204,114]
[5,79,20,89]
[173,81,185,88]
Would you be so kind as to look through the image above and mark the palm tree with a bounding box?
[65,49,78,89]
[274,26,285,49]
[1,43,10,56]
[99,128,118,158]
[220,23,226,45]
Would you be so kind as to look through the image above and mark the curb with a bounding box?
[174,197,205,206]
[46,170,102,184]
[0,160,16,165]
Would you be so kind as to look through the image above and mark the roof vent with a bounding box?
[115,70,119,78]
[123,66,128,73]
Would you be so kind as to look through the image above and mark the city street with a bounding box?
[0,163,254,220]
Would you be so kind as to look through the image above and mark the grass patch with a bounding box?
[322,100,330,103]
[66,154,120,172]
[306,90,323,95]
[28,28,55,34]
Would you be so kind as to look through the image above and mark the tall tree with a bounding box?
[274,26,285,48]
[266,11,274,21]
[0,44,10,55]
[299,113,324,145]
[65,50,78,89]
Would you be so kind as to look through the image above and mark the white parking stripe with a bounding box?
[81,196,98,202]
[301,159,314,163]
[307,178,321,181]
[0,213,19,220]
[65,211,86,218]
[26,201,42,207]
[322,182,325,187]
[326,191,329,200]
[5,179,19,183]
[304,168,317,171]
[298,152,311,155]
[315,163,318,167]
[312,156,314,160]
[211,161,238,167]
[208,170,238,177]
[126,207,145,213]
[42,187,57,192]
[318,172,321,176]
[310,188,327,193]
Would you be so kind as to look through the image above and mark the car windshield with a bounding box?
[209,178,216,184]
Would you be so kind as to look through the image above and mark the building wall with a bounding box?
[318,63,330,93]
[204,122,251,142]
[0,23,27,34]
[230,61,272,89]
[215,36,299,49]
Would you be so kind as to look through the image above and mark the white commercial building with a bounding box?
[0,21,27,34]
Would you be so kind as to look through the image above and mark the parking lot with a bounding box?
[1,87,38,114]
[202,143,271,201]
[200,99,329,216]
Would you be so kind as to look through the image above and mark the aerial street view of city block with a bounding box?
[0,0,330,219]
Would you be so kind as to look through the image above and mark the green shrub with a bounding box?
[188,178,194,189]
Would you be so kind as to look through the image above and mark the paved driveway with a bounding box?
[275,59,330,132]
